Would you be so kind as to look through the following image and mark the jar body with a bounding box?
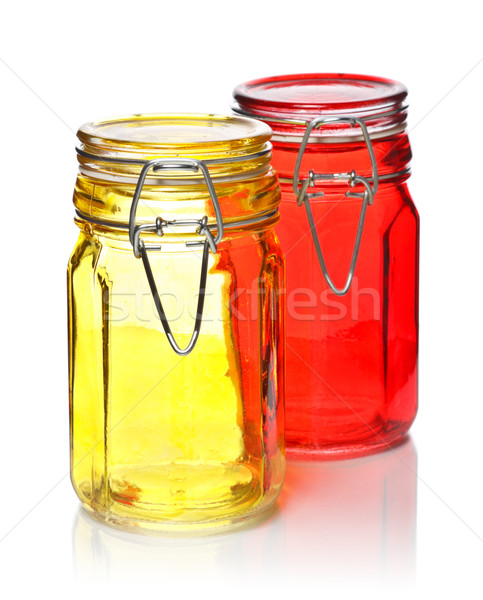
[232,73,419,458]
[68,113,285,531]
[278,178,418,457]
[68,223,285,531]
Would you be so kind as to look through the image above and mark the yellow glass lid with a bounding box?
[77,113,272,174]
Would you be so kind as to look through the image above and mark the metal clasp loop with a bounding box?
[129,158,223,257]
[293,116,379,296]
[129,158,224,356]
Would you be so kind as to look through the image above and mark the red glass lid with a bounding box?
[233,73,408,138]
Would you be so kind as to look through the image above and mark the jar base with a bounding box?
[109,461,257,511]
[286,432,410,461]
[74,460,282,535]
[78,497,279,537]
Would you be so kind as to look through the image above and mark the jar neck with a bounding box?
[73,170,281,259]
[75,210,280,251]
[271,131,411,193]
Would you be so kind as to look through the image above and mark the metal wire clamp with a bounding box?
[293,116,379,296]
[129,157,224,356]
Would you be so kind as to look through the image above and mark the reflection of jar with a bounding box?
[68,114,285,532]
[73,440,417,586]
[280,439,417,582]
[233,74,419,458]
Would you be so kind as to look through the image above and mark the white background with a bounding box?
[1,0,482,597]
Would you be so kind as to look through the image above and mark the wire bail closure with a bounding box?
[129,157,224,356]
[293,116,379,296]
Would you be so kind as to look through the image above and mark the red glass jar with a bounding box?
[233,74,419,459]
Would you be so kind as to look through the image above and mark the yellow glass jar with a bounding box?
[68,114,285,533]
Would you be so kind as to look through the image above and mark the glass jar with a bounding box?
[233,74,419,459]
[68,114,285,532]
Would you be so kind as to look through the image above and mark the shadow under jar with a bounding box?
[233,73,419,459]
[68,114,285,533]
